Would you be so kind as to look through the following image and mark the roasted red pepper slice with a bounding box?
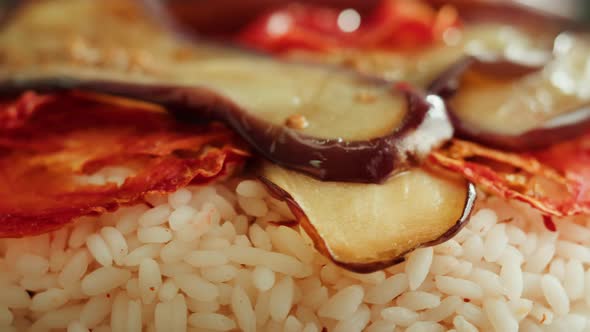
[236,0,460,53]
[0,92,249,237]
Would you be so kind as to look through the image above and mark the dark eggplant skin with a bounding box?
[260,167,477,273]
[428,56,590,151]
[0,77,451,183]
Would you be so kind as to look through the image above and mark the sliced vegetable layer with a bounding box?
[0,92,249,238]
[430,137,590,217]
[260,163,475,272]
[0,0,453,183]
[230,0,561,88]
[430,34,590,150]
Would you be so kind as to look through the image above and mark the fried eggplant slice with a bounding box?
[260,163,475,272]
[0,0,452,183]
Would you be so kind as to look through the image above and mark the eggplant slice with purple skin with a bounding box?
[429,35,590,151]
[0,0,453,184]
[261,163,476,272]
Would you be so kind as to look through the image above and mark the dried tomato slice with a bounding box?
[429,138,588,217]
[0,92,249,237]
[236,0,460,53]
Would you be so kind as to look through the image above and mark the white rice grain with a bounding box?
[236,180,268,199]
[453,315,478,332]
[469,209,497,235]
[100,227,128,265]
[435,276,483,300]
[188,313,236,331]
[556,241,590,263]
[500,261,523,300]
[525,243,555,273]
[318,285,364,320]
[269,276,295,321]
[550,258,566,280]
[174,274,218,302]
[365,273,409,305]
[16,254,49,276]
[34,304,83,329]
[460,226,487,260]
[270,226,315,264]
[483,298,518,332]
[231,285,255,332]
[420,296,462,322]
[154,301,171,332]
[168,189,192,209]
[224,246,310,277]
[333,304,371,332]
[86,234,113,267]
[80,295,111,328]
[67,320,89,332]
[396,291,440,311]
[138,258,162,304]
[69,222,95,249]
[139,205,171,227]
[470,268,503,296]
[169,206,197,231]
[201,265,238,283]
[381,306,419,327]
[238,196,268,217]
[171,294,188,332]
[184,250,228,267]
[431,255,460,275]
[137,227,172,244]
[457,302,487,328]
[124,244,163,266]
[564,260,585,301]
[406,248,433,290]
[157,279,178,303]
[160,240,194,264]
[254,289,271,328]
[30,288,69,312]
[284,315,304,332]
[434,240,463,257]
[406,321,444,332]
[530,303,553,325]
[484,224,508,263]
[365,320,396,332]
[252,266,275,292]
[81,267,131,296]
[509,298,533,321]
[541,274,570,315]
[126,300,142,332]
[111,292,129,332]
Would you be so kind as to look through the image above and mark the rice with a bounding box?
[405,247,433,290]
[3,177,590,331]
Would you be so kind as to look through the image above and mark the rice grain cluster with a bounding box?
[1,170,590,331]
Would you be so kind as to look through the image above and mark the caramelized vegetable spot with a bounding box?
[285,114,309,129]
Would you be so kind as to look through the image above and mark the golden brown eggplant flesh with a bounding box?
[260,163,476,273]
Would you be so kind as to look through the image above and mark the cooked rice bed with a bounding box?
[1,171,590,332]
